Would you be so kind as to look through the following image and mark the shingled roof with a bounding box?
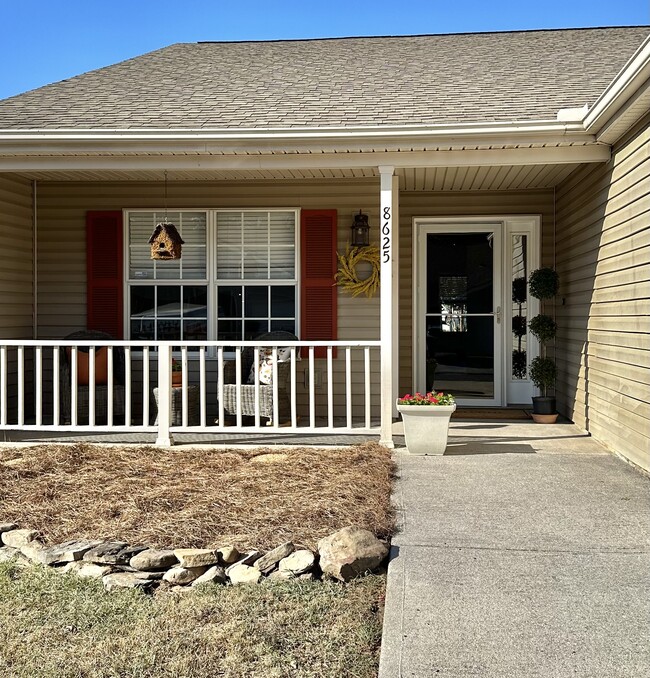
[0,26,648,130]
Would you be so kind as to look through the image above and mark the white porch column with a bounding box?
[379,166,395,447]
[391,174,400,418]
[156,344,174,447]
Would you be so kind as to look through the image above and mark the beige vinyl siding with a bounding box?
[0,174,33,337]
[0,174,34,419]
[35,180,380,338]
[35,180,382,420]
[397,189,555,396]
[554,114,650,471]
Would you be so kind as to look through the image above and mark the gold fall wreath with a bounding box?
[335,245,381,298]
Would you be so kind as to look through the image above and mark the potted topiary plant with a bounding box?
[528,267,560,423]
[529,356,557,421]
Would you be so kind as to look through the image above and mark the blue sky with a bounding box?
[1,0,648,100]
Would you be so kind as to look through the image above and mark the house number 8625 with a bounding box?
[382,207,391,263]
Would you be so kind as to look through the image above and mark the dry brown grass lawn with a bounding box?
[0,562,385,678]
[0,442,395,550]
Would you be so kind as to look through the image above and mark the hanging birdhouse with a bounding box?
[149,223,184,260]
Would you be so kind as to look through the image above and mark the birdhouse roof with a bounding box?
[148,223,185,245]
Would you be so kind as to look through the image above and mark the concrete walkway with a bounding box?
[379,422,650,678]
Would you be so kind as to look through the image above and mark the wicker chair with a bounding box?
[60,330,125,424]
[221,331,298,425]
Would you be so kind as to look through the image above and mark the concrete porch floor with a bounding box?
[1,416,580,450]
[379,422,650,677]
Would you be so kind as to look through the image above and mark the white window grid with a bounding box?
[124,208,300,344]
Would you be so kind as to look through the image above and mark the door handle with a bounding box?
[496,306,502,324]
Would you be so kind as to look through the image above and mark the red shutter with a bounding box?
[301,209,337,358]
[86,211,124,338]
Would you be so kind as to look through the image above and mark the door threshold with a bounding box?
[452,407,530,420]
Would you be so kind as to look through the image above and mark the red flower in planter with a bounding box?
[397,391,455,406]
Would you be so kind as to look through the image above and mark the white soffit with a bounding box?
[16,163,581,190]
[397,163,580,191]
[594,78,650,144]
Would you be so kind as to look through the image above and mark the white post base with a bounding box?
[155,433,174,447]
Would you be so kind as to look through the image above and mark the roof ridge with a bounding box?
[195,25,650,45]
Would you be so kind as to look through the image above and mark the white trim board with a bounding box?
[0,145,610,172]
[411,215,541,407]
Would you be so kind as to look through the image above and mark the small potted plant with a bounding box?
[396,391,456,455]
[171,358,183,387]
[529,356,557,422]
[528,267,560,423]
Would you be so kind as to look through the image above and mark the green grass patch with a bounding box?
[0,562,385,678]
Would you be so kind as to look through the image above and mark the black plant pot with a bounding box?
[532,396,556,415]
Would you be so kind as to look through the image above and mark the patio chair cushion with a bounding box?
[222,331,298,422]
[247,346,293,385]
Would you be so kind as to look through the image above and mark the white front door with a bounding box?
[414,217,540,407]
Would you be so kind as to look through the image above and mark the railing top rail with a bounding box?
[0,339,382,348]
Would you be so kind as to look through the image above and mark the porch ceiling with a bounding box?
[15,162,580,190]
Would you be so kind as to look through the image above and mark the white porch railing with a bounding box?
[0,340,383,445]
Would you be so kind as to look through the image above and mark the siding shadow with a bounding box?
[554,113,649,469]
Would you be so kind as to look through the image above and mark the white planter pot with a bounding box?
[396,401,457,455]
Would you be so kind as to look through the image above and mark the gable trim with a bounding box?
[584,36,650,142]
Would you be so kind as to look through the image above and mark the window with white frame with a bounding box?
[126,209,298,343]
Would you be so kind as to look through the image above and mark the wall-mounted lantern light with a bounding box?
[351,210,370,247]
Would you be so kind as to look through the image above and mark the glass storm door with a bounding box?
[418,226,503,406]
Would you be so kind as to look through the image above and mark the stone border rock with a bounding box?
[0,523,388,593]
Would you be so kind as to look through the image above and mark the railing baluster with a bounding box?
[345,346,352,430]
[142,346,149,426]
[364,346,371,429]
[181,346,188,428]
[290,346,297,428]
[53,346,59,426]
[88,346,95,427]
[272,346,279,428]
[0,346,6,426]
[235,348,242,428]
[107,346,114,426]
[199,346,206,428]
[35,346,42,426]
[327,346,333,429]
[217,346,224,429]
[254,347,260,428]
[124,346,131,427]
[17,345,24,426]
[70,347,78,426]
[309,347,315,429]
